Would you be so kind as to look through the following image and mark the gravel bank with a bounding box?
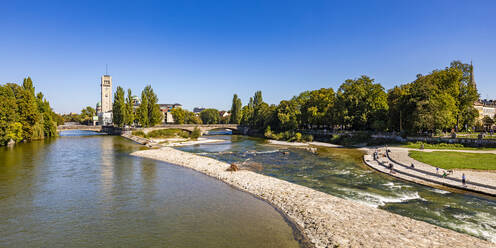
[131,147,494,248]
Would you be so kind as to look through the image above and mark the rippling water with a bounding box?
[0,131,300,248]
[179,135,496,242]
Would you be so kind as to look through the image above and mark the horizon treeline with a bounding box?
[0,77,62,146]
[228,61,480,135]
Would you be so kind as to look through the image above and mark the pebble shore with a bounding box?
[131,147,494,248]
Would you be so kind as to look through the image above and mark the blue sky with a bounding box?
[1,0,495,113]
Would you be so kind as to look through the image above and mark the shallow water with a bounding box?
[179,135,496,243]
[0,131,300,248]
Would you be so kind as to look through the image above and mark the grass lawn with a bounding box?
[409,151,496,170]
[401,142,496,151]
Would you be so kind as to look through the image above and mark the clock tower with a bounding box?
[101,75,112,113]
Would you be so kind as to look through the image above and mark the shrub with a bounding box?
[264,126,273,139]
[146,129,189,138]
[190,127,201,140]
[303,134,313,142]
[294,132,302,142]
[132,130,146,137]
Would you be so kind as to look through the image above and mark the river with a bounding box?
[179,133,496,243]
[0,131,300,247]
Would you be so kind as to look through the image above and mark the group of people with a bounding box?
[373,147,468,188]
[435,167,467,186]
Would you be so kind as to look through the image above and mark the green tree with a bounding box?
[186,111,203,124]
[36,92,57,137]
[200,108,220,124]
[274,100,300,131]
[409,68,461,133]
[230,94,242,124]
[240,97,254,126]
[336,76,388,130]
[482,116,494,130]
[143,85,162,127]
[80,106,96,125]
[125,89,135,126]
[7,82,41,140]
[301,88,336,128]
[137,90,149,127]
[387,84,413,132]
[112,86,126,127]
[171,107,185,124]
[450,61,479,131]
[0,85,22,145]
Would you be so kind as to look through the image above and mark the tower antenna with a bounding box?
[106,64,108,75]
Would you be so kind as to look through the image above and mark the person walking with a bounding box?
[462,173,466,187]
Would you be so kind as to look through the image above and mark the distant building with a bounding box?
[100,75,112,113]
[96,102,102,114]
[470,64,495,128]
[159,103,182,123]
[475,99,496,120]
[131,96,141,109]
[98,74,113,126]
[219,110,230,118]
[193,107,205,114]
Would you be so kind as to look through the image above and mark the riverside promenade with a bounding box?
[363,147,496,197]
[132,147,493,248]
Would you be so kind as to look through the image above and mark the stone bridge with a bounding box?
[57,125,103,132]
[138,124,247,135]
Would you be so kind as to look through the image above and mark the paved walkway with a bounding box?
[363,147,496,197]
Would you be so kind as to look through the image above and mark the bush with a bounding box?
[330,132,371,146]
[132,130,146,137]
[303,134,314,142]
[146,129,190,138]
[264,128,313,143]
[190,127,201,140]
[406,142,465,149]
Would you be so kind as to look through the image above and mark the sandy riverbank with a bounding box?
[131,147,493,248]
[156,137,225,147]
[121,133,224,147]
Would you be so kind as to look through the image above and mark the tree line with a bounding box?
[112,85,162,127]
[227,61,481,136]
[170,108,230,125]
[0,77,61,146]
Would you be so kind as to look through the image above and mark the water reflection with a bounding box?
[0,132,299,247]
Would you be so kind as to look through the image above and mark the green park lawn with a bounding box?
[401,142,496,151]
[408,151,496,170]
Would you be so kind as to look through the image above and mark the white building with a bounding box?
[98,74,113,126]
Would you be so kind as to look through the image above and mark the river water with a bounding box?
[0,131,300,248]
[179,134,496,243]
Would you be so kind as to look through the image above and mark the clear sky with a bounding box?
[1,0,495,113]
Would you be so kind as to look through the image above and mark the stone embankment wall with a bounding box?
[131,148,494,248]
[120,132,150,145]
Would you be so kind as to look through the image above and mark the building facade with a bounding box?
[159,103,182,123]
[475,99,496,120]
[101,75,112,113]
[98,75,113,126]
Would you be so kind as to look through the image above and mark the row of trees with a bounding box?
[170,108,230,124]
[228,61,480,135]
[0,77,60,145]
[112,85,162,127]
